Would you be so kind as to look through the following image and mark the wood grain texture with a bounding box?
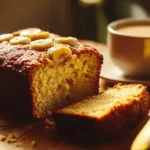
[0,115,149,150]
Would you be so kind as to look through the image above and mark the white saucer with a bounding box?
[100,49,150,87]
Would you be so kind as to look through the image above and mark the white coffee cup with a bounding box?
[107,18,150,78]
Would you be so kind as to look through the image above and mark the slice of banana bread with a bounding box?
[0,28,103,119]
[52,84,150,138]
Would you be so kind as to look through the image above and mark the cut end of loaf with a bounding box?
[52,84,150,138]
[55,84,150,119]
[29,50,102,119]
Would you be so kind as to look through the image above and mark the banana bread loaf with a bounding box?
[52,84,150,138]
[0,28,103,119]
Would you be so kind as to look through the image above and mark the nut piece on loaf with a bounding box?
[0,28,103,119]
[52,84,150,138]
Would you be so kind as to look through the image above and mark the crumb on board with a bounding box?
[6,133,17,143]
[0,134,17,143]
[16,142,22,147]
[44,118,55,126]
[7,138,17,143]
[12,134,16,139]
[0,133,37,148]
[7,134,16,139]
[31,140,36,147]
[0,135,7,141]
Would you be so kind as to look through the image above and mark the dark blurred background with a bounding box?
[0,0,150,43]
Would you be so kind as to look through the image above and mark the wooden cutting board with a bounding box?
[0,114,149,150]
[0,41,149,150]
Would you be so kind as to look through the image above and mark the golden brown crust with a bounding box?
[0,40,103,74]
[52,84,150,138]
[0,28,103,119]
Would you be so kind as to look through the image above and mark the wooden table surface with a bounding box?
[0,41,149,150]
[0,114,149,150]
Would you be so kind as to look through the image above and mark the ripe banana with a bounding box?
[0,34,14,42]
[30,38,53,50]
[131,119,150,150]
[10,36,31,45]
[48,44,72,63]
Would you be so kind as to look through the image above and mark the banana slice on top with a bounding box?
[20,28,41,36]
[0,34,14,42]
[20,28,50,40]
[48,44,72,63]
[10,36,31,45]
[29,31,50,41]
[54,37,78,45]
[30,38,53,50]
